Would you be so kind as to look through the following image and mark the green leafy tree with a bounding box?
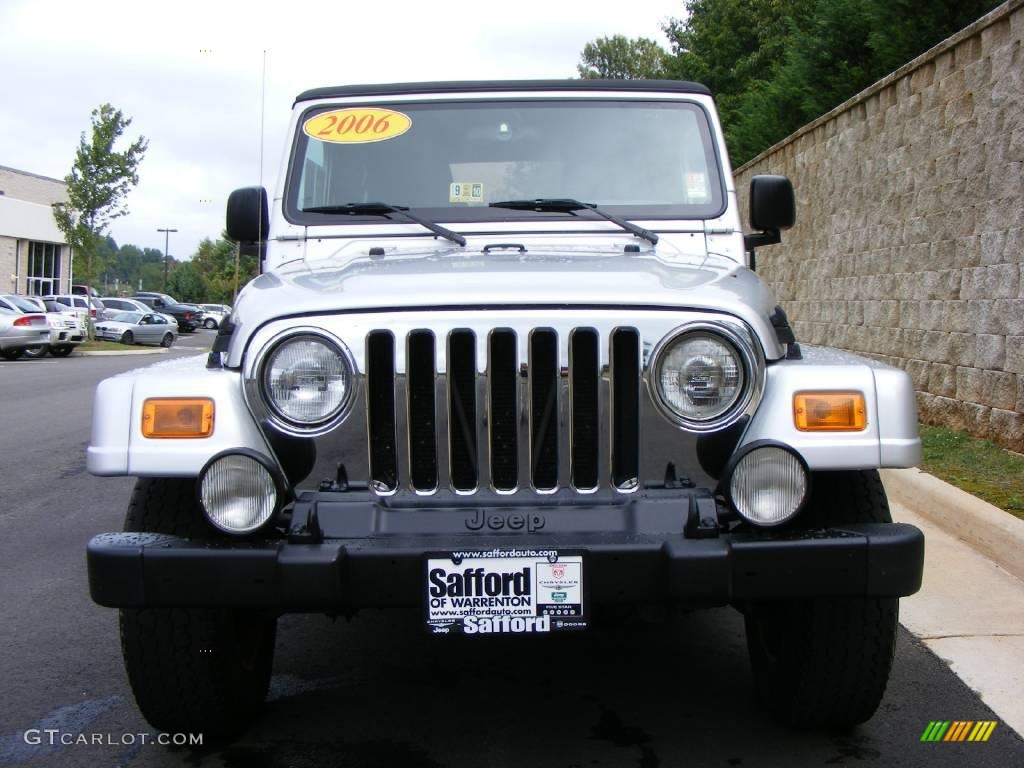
[52,104,148,283]
[577,35,669,79]
[579,0,1001,166]
[166,262,208,303]
[192,235,257,304]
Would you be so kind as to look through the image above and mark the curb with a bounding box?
[880,467,1024,582]
[77,349,171,357]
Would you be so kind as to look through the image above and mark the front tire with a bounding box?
[121,331,134,345]
[743,470,898,728]
[119,478,276,736]
[49,345,73,357]
[204,318,217,329]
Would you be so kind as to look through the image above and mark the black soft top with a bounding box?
[294,79,711,105]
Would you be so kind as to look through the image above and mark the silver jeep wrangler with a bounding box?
[86,79,924,735]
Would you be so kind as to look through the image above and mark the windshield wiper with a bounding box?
[302,202,466,246]
[488,198,658,245]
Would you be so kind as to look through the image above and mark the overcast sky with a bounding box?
[0,0,683,262]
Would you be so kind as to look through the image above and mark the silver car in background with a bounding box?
[0,307,51,360]
[100,297,179,329]
[94,311,178,347]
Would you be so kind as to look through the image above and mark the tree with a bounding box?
[578,0,1001,166]
[192,235,258,304]
[166,262,208,303]
[53,104,148,284]
[577,35,669,79]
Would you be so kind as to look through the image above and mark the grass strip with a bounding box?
[919,424,1024,520]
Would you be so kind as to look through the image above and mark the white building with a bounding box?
[0,165,73,295]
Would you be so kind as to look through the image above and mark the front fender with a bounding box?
[87,354,273,477]
[739,346,921,469]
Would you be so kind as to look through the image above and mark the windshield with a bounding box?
[113,312,142,323]
[3,296,43,313]
[286,99,724,224]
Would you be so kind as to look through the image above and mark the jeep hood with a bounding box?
[227,245,784,365]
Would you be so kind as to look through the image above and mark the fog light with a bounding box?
[199,452,278,534]
[728,445,809,526]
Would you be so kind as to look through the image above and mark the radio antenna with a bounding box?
[259,49,267,192]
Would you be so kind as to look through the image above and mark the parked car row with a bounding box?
[0,294,88,359]
[0,290,231,360]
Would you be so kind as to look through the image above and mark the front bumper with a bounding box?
[50,329,85,344]
[87,495,924,610]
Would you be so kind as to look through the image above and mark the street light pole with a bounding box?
[157,228,177,291]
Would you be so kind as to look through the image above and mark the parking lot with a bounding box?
[1,342,1021,767]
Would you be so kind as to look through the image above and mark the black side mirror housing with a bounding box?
[226,186,269,244]
[744,175,795,263]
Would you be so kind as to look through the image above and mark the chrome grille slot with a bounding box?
[570,329,600,490]
[448,330,478,491]
[488,329,519,491]
[407,330,437,490]
[611,328,640,490]
[366,331,397,492]
[529,329,559,490]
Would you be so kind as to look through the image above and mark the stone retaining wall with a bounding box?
[735,0,1024,451]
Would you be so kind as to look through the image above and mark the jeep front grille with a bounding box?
[242,309,765,498]
[364,327,640,495]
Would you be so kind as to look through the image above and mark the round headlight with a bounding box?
[654,330,746,428]
[728,445,809,526]
[262,334,353,427]
[200,453,278,534]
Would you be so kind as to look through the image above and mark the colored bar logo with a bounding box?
[921,721,997,742]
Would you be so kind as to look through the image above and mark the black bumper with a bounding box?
[87,523,924,611]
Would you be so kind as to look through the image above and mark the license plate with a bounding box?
[425,549,586,635]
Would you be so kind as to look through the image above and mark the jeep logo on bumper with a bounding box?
[464,510,546,532]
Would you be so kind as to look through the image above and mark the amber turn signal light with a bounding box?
[793,391,866,431]
[142,398,214,438]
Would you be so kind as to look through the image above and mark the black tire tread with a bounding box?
[745,470,898,729]
[119,478,275,736]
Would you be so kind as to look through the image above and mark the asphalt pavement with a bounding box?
[0,337,1021,767]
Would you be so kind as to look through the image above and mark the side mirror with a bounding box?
[226,186,269,244]
[744,175,795,267]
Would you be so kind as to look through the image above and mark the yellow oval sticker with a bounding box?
[303,108,412,144]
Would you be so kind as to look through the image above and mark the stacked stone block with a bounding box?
[736,0,1024,451]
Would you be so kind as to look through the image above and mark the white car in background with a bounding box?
[42,294,104,323]
[198,304,231,329]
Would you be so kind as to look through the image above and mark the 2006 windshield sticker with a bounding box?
[303,108,412,144]
[425,551,587,635]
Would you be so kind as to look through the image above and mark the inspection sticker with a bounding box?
[449,182,484,203]
[686,172,709,201]
[425,550,586,634]
[303,108,412,144]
